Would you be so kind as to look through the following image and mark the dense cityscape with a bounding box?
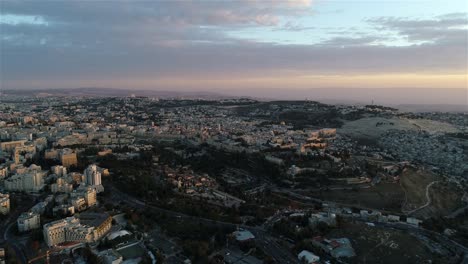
[1,0,467,263]
[0,92,466,264]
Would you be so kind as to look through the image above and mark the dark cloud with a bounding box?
[2,39,465,81]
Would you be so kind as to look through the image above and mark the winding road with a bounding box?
[406,181,439,215]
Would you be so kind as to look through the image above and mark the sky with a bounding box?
[1,0,467,104]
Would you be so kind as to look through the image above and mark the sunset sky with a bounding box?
[1,0,467,104]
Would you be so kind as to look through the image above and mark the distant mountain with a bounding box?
[3,87,233,100]
[397,104,468,113]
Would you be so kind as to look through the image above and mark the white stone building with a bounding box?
[43,213,112,247]
[84,164,102,186]
[0,194,10,215]
[51,178,73,193]
[17,212,40,232]
[83,165,104,193]
[51,165,67,177]
[5,170,46,192]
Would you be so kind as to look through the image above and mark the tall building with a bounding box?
[0,140,26,153]
[43,213,111,247]
[13,145,36,165]
[5,171,46,192]
[43,217,92,246]
[0,166,8,179]
[83,187,97,207]
[51,165,67,177]
[51,178,73,193]
[31,201,49,215]
[59,149,78,167]
[70,186,97,209]
[0,194,10,215]
[17,212,40,232]
[68,172,84,184]
[52,204,75,217]
[84,164,102,186]
[44,149,59,160]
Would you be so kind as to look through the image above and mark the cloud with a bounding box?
[0,14,49,26]
[367,13,468,44]
[0,1,315,52]
[276,21,317,32]
[0,2,466,91]
[0,1,311,28]
[319,36,383,46]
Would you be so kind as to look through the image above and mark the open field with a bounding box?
[407,119,461,134]
[306,182,405,211]
[400,167,439,212]
[414,182,466,219]
[339,117,460,140]
[430,183,465,214]
[399,167,465,218]
[326,221,456,264]
[339,117,418,140]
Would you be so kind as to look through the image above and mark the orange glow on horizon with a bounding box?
[5,73,467,91]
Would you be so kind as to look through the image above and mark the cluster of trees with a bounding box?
[134,207,234,263]
[3,246,21,264]
[98,151,170,201]
[278,110,344,129]
[376,122,394,127]
[182,240,211,262]
[447,132,468,140]
[272,216,331,241]
[156,142,285,184]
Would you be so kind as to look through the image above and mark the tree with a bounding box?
[183,240,211,261]
[31,240,41,254]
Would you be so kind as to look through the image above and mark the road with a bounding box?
[0,195,34,264]
[1,221,29,264]
[366,220,468,254]
[406,181,439,215]
[105,183,299,263]
[107,182,468,262]
[271,188,468,255]
[272,188,397,214]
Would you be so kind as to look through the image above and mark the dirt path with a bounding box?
[406,181,439,215]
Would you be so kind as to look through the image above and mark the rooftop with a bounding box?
[77,212,110,228]
[233,230,255,241]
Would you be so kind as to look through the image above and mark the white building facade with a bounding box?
[17,212,41,232]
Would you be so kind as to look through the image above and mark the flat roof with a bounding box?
[233,230,255,241]
[78,212,110,228]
